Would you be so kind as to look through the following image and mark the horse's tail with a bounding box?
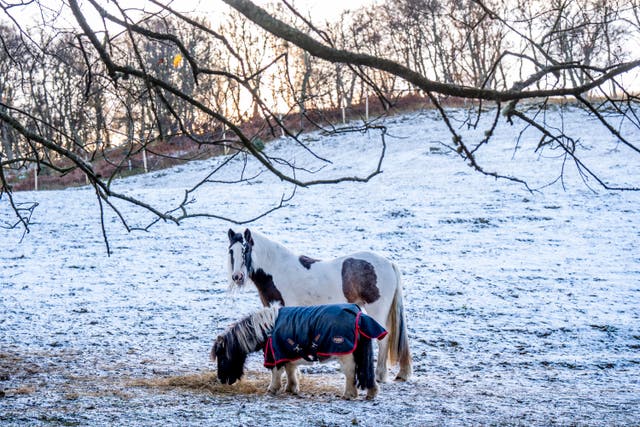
[387,262,412,380]
[353,335,375,390]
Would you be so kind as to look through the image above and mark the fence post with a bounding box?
[365,91,369,122]
[341,97,346,124]
[223,124,229,155]
[142,147,148,173]
[34,168,38,191]
[281,114,286,137]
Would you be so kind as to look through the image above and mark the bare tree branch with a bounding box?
[223,0,640,101]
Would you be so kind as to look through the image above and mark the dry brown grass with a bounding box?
[127,369,344,398]
[2,385,37,396]
[1,348,346,400]
[127,371,248,395]
[0,351,24,368]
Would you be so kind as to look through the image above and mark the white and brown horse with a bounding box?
[226,228,412,382]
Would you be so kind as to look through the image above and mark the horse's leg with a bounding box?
[396,351,413,381]
[268,366,284,394]
[375,336,389,383]
[339,355,358,400]
[284,363,299,394]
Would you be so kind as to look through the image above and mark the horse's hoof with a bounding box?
[395,370,412,381]
[342,391,357,400]
[267,387,279,395]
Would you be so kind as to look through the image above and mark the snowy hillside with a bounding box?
[1,107,639,425]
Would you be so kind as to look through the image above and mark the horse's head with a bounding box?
[210,334,248,385]
[227,228,254,288]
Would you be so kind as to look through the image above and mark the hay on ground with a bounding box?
[128,369,344,397]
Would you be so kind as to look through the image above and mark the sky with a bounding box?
[2,0,637,94]
[217,0,378,20]
[170,0,380,25]
[0,0,379,33]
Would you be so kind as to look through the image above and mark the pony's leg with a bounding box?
[339,355,358,400]
[366,382,379,400]
[375,336,389,383]
[268,367,284,394]
[284,363,300,394]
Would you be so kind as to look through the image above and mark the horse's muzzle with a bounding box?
[232,272,245,286]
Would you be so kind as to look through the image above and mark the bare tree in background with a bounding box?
[222,0,640,186]
[1,0,639,250]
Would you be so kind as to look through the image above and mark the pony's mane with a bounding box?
[223,304,280,356]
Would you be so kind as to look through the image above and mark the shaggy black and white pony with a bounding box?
[226,228,412,382]
[210,303,387,399]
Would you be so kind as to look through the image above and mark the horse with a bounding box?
[226,228,412,382]
[210,303,388,400]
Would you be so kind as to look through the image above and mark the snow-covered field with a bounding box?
[1,107,639,426]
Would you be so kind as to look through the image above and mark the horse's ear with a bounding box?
[211,336,223,362]
[210,346,217,362]
[228,228,236,242]
[244,228,254,246]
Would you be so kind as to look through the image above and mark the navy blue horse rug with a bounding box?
[263,303,387,367]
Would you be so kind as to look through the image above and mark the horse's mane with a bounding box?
[222,304,280,356]
[250,230,296,260]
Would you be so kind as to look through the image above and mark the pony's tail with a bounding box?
[354,335,375,390]
[387,262,412,380]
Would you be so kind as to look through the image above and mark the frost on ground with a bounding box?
[1,107,639,426]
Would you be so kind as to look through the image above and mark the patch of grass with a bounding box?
[37,415,81,426]
[3,386,37,396]
[127,371,234,394]
[127,369,343,397]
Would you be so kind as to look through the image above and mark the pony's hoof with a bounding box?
[267,387,279,395]
[366,388,378,400]
[285,386,299,395]
[342,391,357,400]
